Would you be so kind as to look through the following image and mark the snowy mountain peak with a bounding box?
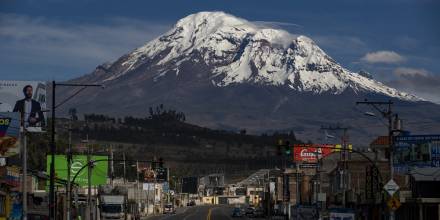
[175,11,252,32]
[101,11,422,102]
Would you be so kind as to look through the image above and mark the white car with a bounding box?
[163,204,176,214]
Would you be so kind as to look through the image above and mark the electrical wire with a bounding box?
[55,86,87,109]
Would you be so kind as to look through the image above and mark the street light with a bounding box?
[364,111,376,117]
[49,81,103,220]
[356,99,398,220]
[325,130,336,139]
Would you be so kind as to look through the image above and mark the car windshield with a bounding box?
[101,204,122,213]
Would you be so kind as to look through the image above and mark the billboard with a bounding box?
[46,155,108,186]
[293,144,333,163]
[0,81,47,131]
[142,183,155,191]
[155,167,168,182]
[333,144,353,152]
[0,112,20,157]
[393,135,440,173]
[1,166,21,187]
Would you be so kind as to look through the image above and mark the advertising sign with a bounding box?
[142,183,155,191]
[155,167,168,182]
[0,112,20,157]
[46,155,108,187]
[333,144,353,152]
[293,144,333,163]
[143,167,156,182]
[0,80,47,131]
[393,135,440,173]
[162,182,169,193]
[3,166,20,187]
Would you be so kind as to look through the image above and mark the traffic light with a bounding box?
[277,139,283,155]
[284,141,291,155]
[277,139,291,156]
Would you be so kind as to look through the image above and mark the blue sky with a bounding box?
[1,0,439,102]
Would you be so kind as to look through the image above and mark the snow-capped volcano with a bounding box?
[66,12,440,143]
[100,11,419,101]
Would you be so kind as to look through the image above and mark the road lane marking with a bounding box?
[218,206,233,220]
[206,208,212,220]
[183,205,200,220]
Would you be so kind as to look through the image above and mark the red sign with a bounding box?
[293,144,333,163]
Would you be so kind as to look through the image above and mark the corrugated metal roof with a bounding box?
[410,167,440,181]
[370,136,389,146]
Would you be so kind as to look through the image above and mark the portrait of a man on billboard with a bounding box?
[0,80,47,131]
[13,84,45,128]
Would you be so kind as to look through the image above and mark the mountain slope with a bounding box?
[91,12,418,100]
[64,12,439,144]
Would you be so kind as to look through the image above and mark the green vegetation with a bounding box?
[16,105,301,181]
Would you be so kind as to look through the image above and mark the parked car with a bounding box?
[163,204,176,214]
[253,208,265,218]
[27,214,49,220]
[231,207,243,218]
[245,207,256,217]
[187,200,196,206]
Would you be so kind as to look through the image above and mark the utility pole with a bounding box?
[48,81,103,220]
[136,161,140,215]
[123,152,126,184]
[21,130,27,220]
[110,145,114,186]
[49,81,56,220]
[66,111,74,220]
[266,169,271,219]
[295,162,300,220]
[315,148,319,205]
[146,181,150,215]
[321,125,349,207]
[356,99,396,220]
[86,135,92,220]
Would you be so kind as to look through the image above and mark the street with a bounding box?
[146,205,273,220]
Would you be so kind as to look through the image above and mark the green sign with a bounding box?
[46,155,108,186]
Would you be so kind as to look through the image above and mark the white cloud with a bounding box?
[361,50,405,64]
[393,67,430,77]
[252,21,303,29]
[387,67,440,104]
[0,13,171,80]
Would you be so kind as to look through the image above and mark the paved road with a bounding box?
[145,205,272,220]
